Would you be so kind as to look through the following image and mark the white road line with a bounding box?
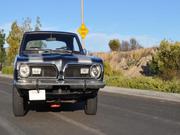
[100,103,180,126]
[0,89,10,96]
[50,112,106,135]
[0,116,26,135]
[0,81,12,86]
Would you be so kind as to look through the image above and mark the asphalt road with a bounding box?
[0,77,180,135]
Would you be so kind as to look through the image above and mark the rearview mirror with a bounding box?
[46,37,56,41]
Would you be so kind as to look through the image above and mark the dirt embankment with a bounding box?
[93,48,157,77]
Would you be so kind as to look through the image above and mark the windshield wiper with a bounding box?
[53,49,73,54]
[23,49,74,54]
[23,49,52,54]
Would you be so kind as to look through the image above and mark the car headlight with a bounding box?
[90,64,102,79]
[19,64,30,78]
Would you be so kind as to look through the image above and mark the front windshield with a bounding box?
[22,33,82,54]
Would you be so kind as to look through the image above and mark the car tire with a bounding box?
[12,87,27,117]
[84,94,98,115]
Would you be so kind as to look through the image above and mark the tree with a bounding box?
[109,39,121,52]
[31,16,45,48]
[0,29,6,65]
[35,16,42,31]
[130,38,142,50]
[130,38,138,50]
[121,40,130,51]
[6,22,23,65]
[21,17,32,32]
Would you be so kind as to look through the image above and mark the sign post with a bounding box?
[78,0,89,49]
[81,0,84,25]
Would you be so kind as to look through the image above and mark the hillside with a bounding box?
[93,48,157,77]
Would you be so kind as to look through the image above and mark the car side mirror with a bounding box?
[83,49,88,55]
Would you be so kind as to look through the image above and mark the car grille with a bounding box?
[64,64,91,79]
[29,64,58,78]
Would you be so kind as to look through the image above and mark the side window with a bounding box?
[73,37,80,52]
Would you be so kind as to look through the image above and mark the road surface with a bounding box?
[0,77,180,135]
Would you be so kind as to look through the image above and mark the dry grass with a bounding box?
[93,48,157,77]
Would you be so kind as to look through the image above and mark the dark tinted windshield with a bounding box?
[21,32,82,54]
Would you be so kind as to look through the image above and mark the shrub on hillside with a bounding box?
[104,61,122,76]
[104,62,113,76]
[149,40,180,80]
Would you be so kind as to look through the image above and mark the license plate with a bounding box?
[80,68,89,74]
[29,90,46,101]
[32,68,41,75]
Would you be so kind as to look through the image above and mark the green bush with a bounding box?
[2,66,14,75]
[105,76,180,93]
[104,62,113,76]
[104,61,180,93]
[149,40,180,80]
[104,61,122,76]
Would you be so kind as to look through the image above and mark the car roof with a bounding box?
[24,31,78,36]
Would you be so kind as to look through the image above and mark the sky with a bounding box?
[0,0,180,52]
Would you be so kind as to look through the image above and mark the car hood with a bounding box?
[16,53,103,65]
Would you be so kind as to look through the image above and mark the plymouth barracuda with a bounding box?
[13,31,105,116]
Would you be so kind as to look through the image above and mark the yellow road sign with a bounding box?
[78,24,89,39]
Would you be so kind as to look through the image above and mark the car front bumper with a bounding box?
[14,79,105,90]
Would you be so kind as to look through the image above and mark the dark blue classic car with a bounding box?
[13,31,105,116]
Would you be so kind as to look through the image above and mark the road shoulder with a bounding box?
[101,86,180,103]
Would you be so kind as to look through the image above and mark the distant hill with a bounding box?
[92,48,157,77]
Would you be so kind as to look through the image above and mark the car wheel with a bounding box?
[84,94,98,115]
[12,87,27,117]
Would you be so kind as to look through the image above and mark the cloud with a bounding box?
[85,33,112,52]
[85,33,160,52]
[0,23,160,52]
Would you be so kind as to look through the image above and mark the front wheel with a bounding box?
[84,94,98,115]
[12,87,27,117]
